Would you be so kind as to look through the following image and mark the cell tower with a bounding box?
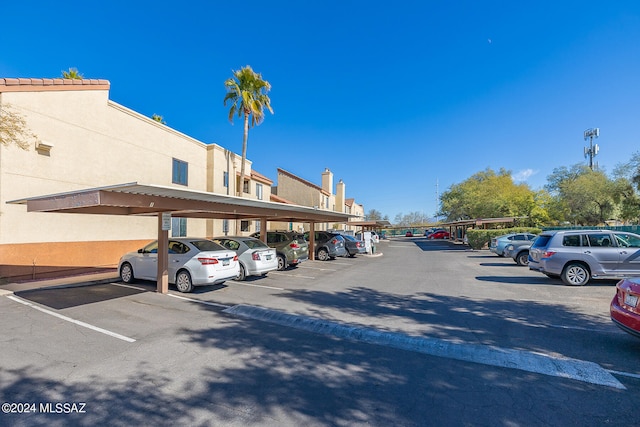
[583,128,600,170]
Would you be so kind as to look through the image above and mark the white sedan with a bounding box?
[118,237,239,292]
[212,236,278,281]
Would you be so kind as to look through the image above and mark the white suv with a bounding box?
[528,229,640,286]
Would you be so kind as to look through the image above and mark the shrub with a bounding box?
[465,227,541,250]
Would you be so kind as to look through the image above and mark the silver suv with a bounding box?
[529,229,640,286]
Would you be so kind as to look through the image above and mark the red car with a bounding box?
[611,278,640,338]
[405,231,413,237]
[427,230,450,239]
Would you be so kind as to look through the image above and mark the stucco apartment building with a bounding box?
[0,78,273,280]
[0,78,366,281]
[271,168,365,233]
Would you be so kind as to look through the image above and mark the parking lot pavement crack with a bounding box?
[223,304,626,390]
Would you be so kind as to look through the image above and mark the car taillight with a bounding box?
[198,257,219,265]
[289,243,300,249]
[233,255,238,261]
[542,251,556,259]
[331,238,338,244]
[252,252,260,261]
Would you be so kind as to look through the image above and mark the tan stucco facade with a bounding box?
[0,78,270,280]
[270,168,364,233]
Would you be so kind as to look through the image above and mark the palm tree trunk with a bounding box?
[235,112,250,234]
[239,112,249,198]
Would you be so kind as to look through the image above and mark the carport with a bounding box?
[8,182,354,293]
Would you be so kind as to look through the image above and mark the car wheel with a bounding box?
[120,262,134,283]
[516,251,529,266]
[561,263,590,286]
[317,248,329,261]
[175,270,194,293]
[235,264,246,281]
[277,255,286,271]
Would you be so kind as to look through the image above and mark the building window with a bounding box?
[171,217,187,237]
[172,158,188,186]
[240,220,249,232]
[256,183,263,200]
[255,220,261,232]
[223,171,229,188]
[223,219,229,235]
[243,179,250,194]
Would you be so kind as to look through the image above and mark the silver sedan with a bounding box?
[212,236,278,281]
[118,237,240,292]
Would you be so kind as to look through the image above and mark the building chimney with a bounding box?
[321,168,333,194]
[335,179,345,213]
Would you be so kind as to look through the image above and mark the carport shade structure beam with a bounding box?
[8,182,355,293]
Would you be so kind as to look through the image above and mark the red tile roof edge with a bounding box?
[270,194,296,204]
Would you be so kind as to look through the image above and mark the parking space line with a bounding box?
[166,293,231,308]
[298,265,337,271]
[232,282,285,290]
[224,304,626,390]
[269,272,316,279]
[7,295,136,343]
[112,283,149,291]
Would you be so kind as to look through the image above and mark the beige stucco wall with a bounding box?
[0,89,210,244]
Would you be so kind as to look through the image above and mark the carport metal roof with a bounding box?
[9,182,356,223]
[9,182,356,293]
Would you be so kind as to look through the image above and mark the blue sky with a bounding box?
[3,1,639,220]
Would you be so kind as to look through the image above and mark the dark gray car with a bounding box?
[529,229,640,285]
[304,231,348,261]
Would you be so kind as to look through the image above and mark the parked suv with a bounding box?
[490,233,537,256]
[529,229,640,286]
[304,231,348,261]
[250,231,309,271]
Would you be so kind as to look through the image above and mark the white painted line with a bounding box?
[298,265,337,271]
[607,369,640,380]
[7,295,136,343]
[112,283,148,291]
[224,304,625,390]
[232,282,285,291]
[269,272,316,279]
[166,293,231,308]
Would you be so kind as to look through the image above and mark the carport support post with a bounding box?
[157,213,169,294]
[260,217,267,243]
[309,222,315,260]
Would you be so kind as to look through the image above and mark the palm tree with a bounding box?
[151,114,166,124]
[62,68,83,79]
[224,65,273,197]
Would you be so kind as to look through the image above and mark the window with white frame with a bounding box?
[171,217,187,237]
[256,183,263,200]
[223,171,229,188]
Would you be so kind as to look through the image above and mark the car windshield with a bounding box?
[190,240,226,252]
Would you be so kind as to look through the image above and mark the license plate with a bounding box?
[265,255,271,260]
[624,293,638,307]
[222,259,230,266]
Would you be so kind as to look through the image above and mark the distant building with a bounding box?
[270,168,364,233]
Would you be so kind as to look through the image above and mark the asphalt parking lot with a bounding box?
[1,237,639,426]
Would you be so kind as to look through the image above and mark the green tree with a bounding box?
[366,209,383,221]
[151,114,166,124]
[0,104,36,150]
[224,65,273,197]
[62,67,83,79]
[440,168,540,223]
[546,164,618,225]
